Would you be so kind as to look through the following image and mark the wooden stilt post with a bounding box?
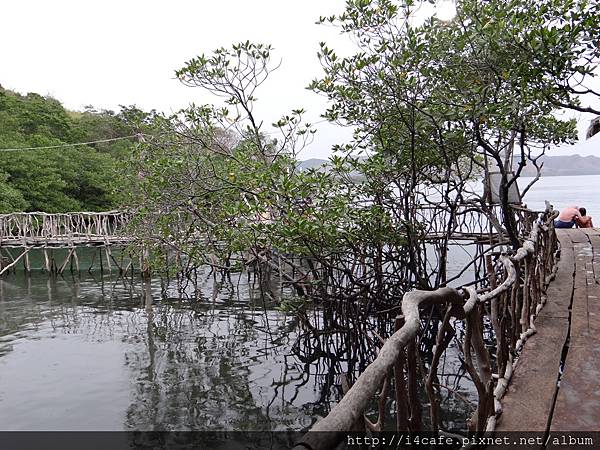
[128,250,134,278]
[144,278,153,319]
[278,251,283,292]
[21,236,29,273]
[23,249,30,273]
[119,249,125,275]
[73,249,80,273]
[44,249,51,273]
[105,247,112,273]
[50,249,56,274]
[141,246,150,280]
[88,249,96,273]
[73,276,80,300]
[99,246,104,273]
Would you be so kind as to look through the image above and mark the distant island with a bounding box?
[518,154,600,177]
[299,154,600,177]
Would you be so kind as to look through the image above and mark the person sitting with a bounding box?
[554,206,582,228]
[576,207,594,228]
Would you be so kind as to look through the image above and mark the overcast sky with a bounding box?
[1,0,597,158]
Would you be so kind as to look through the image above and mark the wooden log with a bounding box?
[0,248,31,276]
[58,248,75,274]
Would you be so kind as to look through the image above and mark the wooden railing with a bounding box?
[0,211,131,247]
[294,204,559,450]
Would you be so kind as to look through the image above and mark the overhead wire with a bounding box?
[0,134,141,152]
[0,118,334,151]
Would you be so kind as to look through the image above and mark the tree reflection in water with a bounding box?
[0,265,477,435]
[0,268,335,433]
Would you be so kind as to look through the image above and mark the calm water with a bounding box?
[0,270,330,433]
[519,174,600,219]
[0,175,595,434]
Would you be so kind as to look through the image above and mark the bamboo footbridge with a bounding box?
[0,211,132,274]
[294,207,600,450]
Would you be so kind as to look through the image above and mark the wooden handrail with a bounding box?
[294,204,559,450]
[0,212,132,249]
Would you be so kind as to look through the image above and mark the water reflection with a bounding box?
[0,270,322,432]
[0,266,477,436]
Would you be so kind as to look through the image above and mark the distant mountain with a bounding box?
[296,158,329,171]
[520,154,600,177]
[296,158,367,181]
[298,154,600,178]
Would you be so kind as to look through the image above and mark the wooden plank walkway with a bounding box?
[497,228,600,435]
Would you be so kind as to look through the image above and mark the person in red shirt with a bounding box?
[554,206,582,228]
[576,207,594,228]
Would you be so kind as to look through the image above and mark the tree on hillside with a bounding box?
[0,87,140,212]
[0,172,28,213]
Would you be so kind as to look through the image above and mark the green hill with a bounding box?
[0,87,139,212]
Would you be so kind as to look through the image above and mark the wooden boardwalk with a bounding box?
[0,211,131,248]
[0,212,136,274]
[498,227,600,434]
